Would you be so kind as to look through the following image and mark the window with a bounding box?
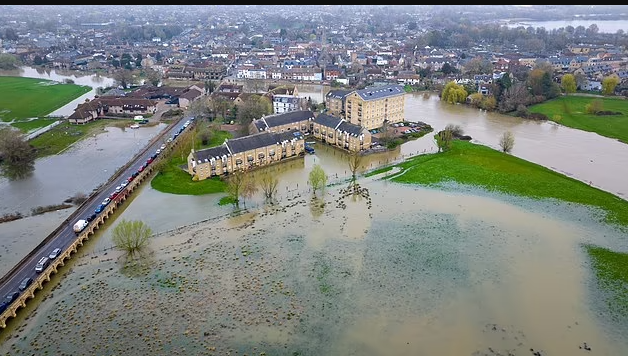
[258,153,265,159]
[269,150,275,156]
[247,155,254,162]
[236,158,243,165]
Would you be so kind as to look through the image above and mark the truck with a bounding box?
[73,219,88,233]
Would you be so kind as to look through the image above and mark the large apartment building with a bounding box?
[344,84,405,130]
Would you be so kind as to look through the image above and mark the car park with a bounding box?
[48,248,62,260]
[18,277,33,291]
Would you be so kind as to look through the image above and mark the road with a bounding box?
[0,115,192,304]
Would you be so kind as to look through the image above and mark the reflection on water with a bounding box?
[1,179,626,355]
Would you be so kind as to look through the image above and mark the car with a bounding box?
[18,277,33,291]
[114,185,123,193]
[166,137,173,143]
[5,291,19,304]
[0,301,8,314]
[86,213,97,222]
[101,197,111,206]
[109,192,118,200]
[138,165,145,173]
[147,157,154,164]
[120,182,128,189]
[160,144,166,150]
[95,204,105,214]
[48,248,62,260]
[35,256,50,273]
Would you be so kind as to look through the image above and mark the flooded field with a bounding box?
[1,178,626,356]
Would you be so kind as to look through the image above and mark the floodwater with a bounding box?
[1,178,626,355]
[0,124,167,277]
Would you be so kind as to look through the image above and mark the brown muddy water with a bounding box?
[1,176,626,356]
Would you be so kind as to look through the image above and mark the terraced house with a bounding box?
[187,131,305,180]
[311,114,371,152]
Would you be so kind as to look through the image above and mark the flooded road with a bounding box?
[1,179,625,355]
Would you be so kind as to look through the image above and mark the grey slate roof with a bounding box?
[312,113,343,129]
[193,145,231,163]
[325,89,352,100]
[225,131,304,155]
[336,121,364,136]
[354,84,404,101]
[254,110,315,131]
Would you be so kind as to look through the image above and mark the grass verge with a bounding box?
[150,130,232,195]
[584,245,628,322]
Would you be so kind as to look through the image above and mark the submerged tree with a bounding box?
[112,219,153,258]
[308,164,327,196]
[0,128,37,180]
[225,169,257,208]
[259,171,280,203]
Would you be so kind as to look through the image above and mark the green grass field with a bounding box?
[0,76,91,122]
[387,140,628,227]
[150,130,233,195]
[528,95,628,144]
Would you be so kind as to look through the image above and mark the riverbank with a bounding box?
[528,95,628,145]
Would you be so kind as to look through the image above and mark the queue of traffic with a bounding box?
[0,117,195,317]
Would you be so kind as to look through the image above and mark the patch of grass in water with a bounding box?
[584,244,628,322]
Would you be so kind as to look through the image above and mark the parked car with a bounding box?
[0,301,8,313]
[18,277,33,291]
[95,204,105,214]
[86,213,97,222]
[48,248,62,260]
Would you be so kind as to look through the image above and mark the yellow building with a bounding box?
[344,84,405,130]
[324,89,352,117]
[188,131,305,180]
[311,113,372,152]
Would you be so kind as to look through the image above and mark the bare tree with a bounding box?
[225,169,257,208]
[499,131,515,153]
[259,171,279,203]
[347,150,364,182]
[112,69,136,89]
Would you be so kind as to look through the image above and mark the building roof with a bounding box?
[193,145,231,163]
[254,110,315,131]
[354,84,405,101]
[312,113,343,130]
[225,130,304,155]
[336,120,364,137]
[325,89,352,100]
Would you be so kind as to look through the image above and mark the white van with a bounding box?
[35,256,50,273]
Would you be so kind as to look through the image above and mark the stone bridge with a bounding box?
[0,124,187,329]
